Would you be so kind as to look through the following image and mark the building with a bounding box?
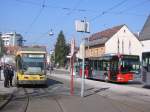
[83,24,142,58]
[1,32,23,47]
[139,15,150,53]
[0,32,24,55]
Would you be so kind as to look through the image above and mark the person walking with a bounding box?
[8,65,14,87]
[3,64,10,87]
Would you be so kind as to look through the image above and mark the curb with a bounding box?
[55,68,70,72]
[0,94,13,110]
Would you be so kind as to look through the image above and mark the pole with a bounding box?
[70,56,74,95]
[81,51,85,97]
[81,17,86,97]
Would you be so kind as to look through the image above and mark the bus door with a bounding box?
[109,60,118,81]
[142,52,150,85]
[92,60,99,79]
[89,60,97,79]
[101,60,109,80]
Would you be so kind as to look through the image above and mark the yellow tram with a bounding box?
[15,46,47,86]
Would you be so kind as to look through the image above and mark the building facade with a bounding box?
[84,24,142,58]
[1,32,23,47]
[139,15,150,53]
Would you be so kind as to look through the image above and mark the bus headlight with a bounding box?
[117,77,124,80]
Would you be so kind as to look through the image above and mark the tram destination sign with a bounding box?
[22,54,44,58]
[28,54,44,58]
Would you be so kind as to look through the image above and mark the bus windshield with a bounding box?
[22,58,45,74]
[120,59,140,74]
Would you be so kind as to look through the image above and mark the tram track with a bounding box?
[22,88,30,112]
[18,85,68,112]
[0,87,30,112]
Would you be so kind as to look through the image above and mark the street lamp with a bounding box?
[49,29,54,36]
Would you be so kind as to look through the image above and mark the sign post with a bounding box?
[70,39,75,95]
[75,17,90,97]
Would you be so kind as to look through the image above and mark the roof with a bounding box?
[19,46,47,53]
[86,24,124,46]
[139,15,150,41]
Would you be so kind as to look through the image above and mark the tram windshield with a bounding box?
[22,57,45,74]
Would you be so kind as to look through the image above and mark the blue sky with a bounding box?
[0,0,150,52]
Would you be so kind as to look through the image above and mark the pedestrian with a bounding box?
[3,64,10,88]
[8,65,14,87]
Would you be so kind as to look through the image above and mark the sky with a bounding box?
[0,0,150,52]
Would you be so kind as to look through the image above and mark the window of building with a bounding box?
[5,40,9,46]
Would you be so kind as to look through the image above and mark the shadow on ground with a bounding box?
[143,85,150,89]
[84,87,110,97]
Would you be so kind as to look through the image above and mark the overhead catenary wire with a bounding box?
[15,0,41,6]
[15,0,149,17]
[66,0,84,15]
[117,0,150,14]
[90,0,128,22]
[13,0,150,47]
[24,0,46,36]
[15,0,90,13]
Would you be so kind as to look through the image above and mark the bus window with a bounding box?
[110,61,118,71]
[97,60,101,70]
[103,61,109,71]
[94,60,97,70]
[121,60,140,73]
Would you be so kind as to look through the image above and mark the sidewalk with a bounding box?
[0,71,17,110]
[51,70,150,97]
[49,70,150,112]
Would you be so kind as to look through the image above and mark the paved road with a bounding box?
[1,69,150,112]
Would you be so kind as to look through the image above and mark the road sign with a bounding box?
[75,20,90,33]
